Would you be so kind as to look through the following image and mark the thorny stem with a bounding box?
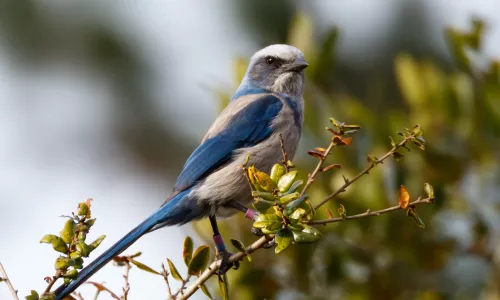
[121,262,131,300]
[0,262,19,300]
[279,134,290,173]
[161,263,174,299]
[172,275,192,299]
[314,136,412,210]
[85,282,120,300]
[299,140,336,198]
[308,197,433,225]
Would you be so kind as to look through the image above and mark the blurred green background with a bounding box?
[0,1,499,299]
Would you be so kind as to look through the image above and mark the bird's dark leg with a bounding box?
[209,215,239,275]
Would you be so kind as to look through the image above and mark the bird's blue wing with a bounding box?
[172,94,283,193]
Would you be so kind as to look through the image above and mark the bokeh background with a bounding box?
[1,1,500,299]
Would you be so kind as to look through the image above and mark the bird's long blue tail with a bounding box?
[54,189,200,300]
[53,213,156,300]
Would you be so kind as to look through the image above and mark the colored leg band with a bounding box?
[213,234,226,252]
[244,208,257,220]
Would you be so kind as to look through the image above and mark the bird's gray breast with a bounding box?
[191,95,302,218]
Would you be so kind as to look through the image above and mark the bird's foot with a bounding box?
[217,249,240,276]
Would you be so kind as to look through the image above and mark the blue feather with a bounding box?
[172,94,283,193]
[231,83,270,101]
[54,190,196,300]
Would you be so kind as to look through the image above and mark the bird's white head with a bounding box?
[244,44,308,98]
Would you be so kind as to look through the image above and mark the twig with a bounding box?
[308,197,433,225]
[121,262,131,300]
[72,291,84,300]
[279,134,290,172]
[300,140,336,198]
[314,136,411,209]
[85,282,121,300]
[42,270,62,295]
[0,262,19,300]
[171,275,192,298]
[160,263,173,299]
[176,236,272,300]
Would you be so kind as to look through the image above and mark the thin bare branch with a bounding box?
[0,262,19,300]
[308,197,433,225]
[300,140,336,198]
[314,136,412,209]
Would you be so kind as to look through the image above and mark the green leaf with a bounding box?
[218,272,229,300]
[183,236,194,266]
[275,229,293,254]
[338,204,347,219]
[251,191,275,201]
[252,214,281,231]
[64,269,78,279]
[406,207,425,228]
[167,258,183,281]
[88,235,106,252]
[424,183,435,199]
[270,164,286,182]
[292,230,321,244]
[25,290,40,300]
[130,259,160,275]
[389,136,396,147]
[54,256,74,270]
[289,207,307,220]
[277,171,298,192]
[230,239,251,262]
[40,234,68,254]
[59,219,75,244]
[284,195,309,214]
[253,199,274,214]
[188,246,210,276]
[200,283,213,299]
[75,241,90,257]
[76,203,89,217]
[278,192,299,205]
[282,180,303,195]
[253,171,276,192]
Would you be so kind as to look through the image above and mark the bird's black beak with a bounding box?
[285,57,309,72]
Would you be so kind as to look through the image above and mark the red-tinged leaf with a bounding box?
[183,236,194,266]
[314,147,326,153]
[321,164,341,172]
[307,150,324,159]
[342,137,352,145]
[326,208,333,219]
[338,204,346,219]
[85,282,120,300]
[130,259,160,275]
[399,185,410,209]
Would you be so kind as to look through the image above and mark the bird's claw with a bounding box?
[217,249,239,276]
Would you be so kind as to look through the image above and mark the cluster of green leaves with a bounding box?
[163,237,213,299]
[27,199,105,300]
[247,164,322,254]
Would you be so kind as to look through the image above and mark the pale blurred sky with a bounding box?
[1,1,499,299]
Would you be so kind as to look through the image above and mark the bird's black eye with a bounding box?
[265,56,276,65]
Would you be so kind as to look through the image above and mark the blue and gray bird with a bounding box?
[54,44,307,299]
